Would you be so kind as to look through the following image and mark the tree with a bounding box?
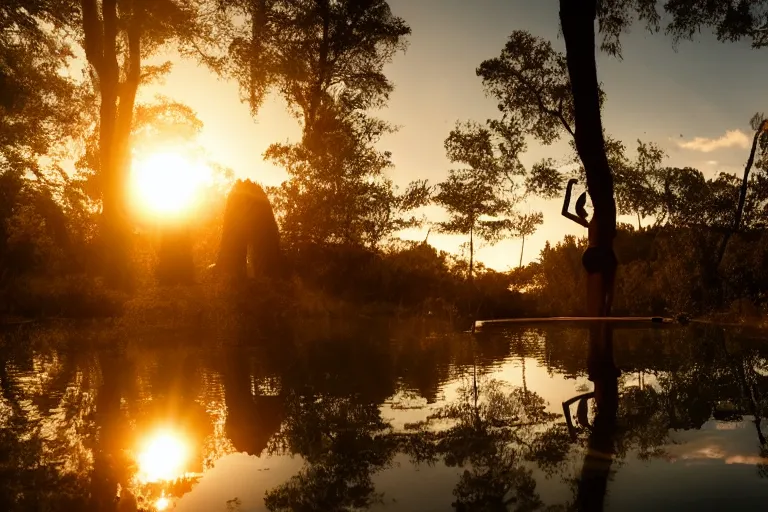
[630,140,665,228]
[559,0,617,318]
[663,1,768,49]
[223,0,419,251]
[477,30,577,145]
[716,114,768,266]
[515,212,543,268]
[477,29,609,188]
[77,0,224,288]
[1,1,84,175]
[481,0,746,316]
[267,109,430,249]
[434,121,525,281]
[222,0,411,139]
[1,2,88,277]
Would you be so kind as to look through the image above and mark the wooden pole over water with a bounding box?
[474,316,673,331]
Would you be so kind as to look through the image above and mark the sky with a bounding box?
[140,0,768,271]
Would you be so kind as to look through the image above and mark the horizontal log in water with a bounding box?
[474,316,674,330]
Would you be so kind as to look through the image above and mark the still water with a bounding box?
[2,319,768,511]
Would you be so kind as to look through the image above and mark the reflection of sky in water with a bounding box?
[4,323,768,510]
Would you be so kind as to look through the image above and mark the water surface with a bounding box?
[2,320,768,511]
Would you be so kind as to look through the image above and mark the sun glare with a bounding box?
[155,494,171,511]
[130,151,212,220]
[136,428,189,483]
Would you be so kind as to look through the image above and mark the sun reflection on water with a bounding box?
[136,428,190,483]
[155,494,171,511]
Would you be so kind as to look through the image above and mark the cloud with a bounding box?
[706,160,718,166]
[677,130,751,153]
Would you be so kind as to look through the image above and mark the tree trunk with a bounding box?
[469,223,474,282]
[519,234,525,268]
[306,0,330,140]
[576,324,618,510]
[716,121,766,267]
[82,0,142,289]
[249,0,267,112]
[99,0,129,288]
[560,0,617,318]
[637,212,642,231]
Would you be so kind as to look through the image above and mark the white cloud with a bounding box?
[677,129,751,153]
[706,160,718,166]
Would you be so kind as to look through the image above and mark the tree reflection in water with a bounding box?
[398,369,571,511]
[5,322,768,510]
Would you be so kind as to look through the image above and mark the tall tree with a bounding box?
[223,0,410,139]
[267,108,429,249]
[560,0,617,318]
[515,212,543,268]
[434,121,525,281]
[77,0,224,287]
[224,0,421,249]
[715,114,768,266]
[1,1,83,175]
[1,1,88,276]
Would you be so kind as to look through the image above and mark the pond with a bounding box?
[1,319,768,511]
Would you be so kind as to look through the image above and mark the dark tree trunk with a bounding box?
[519,234,525,268]
[469,223,474,282]
[305,0,330,141]
[249,0,267,112]
[560,0,617,317]
[82,0,143,289]
[576,324,619,511]
[716,121,767,267]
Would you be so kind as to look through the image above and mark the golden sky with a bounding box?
[139,0,768,271]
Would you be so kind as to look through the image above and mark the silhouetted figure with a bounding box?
[214,180,283,280]
[575,324,619,512]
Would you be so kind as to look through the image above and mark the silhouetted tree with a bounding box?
[434,121,526,281]
[267,109,430,249]
[514,212,543,268]
[76,0,225,288]
[0,2,90,279]
[716,114,768,266]
[221,0,411,140]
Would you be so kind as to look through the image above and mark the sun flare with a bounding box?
[130,151,212,220]
[136,428,189,483]
[155,495,171,511]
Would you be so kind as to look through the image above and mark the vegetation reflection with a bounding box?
[4,323,768,510]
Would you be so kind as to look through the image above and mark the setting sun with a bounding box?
[136,428,190,483]
[130,151,212,220]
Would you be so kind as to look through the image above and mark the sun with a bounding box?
[136,428,190,483]
[130,151,212,220]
